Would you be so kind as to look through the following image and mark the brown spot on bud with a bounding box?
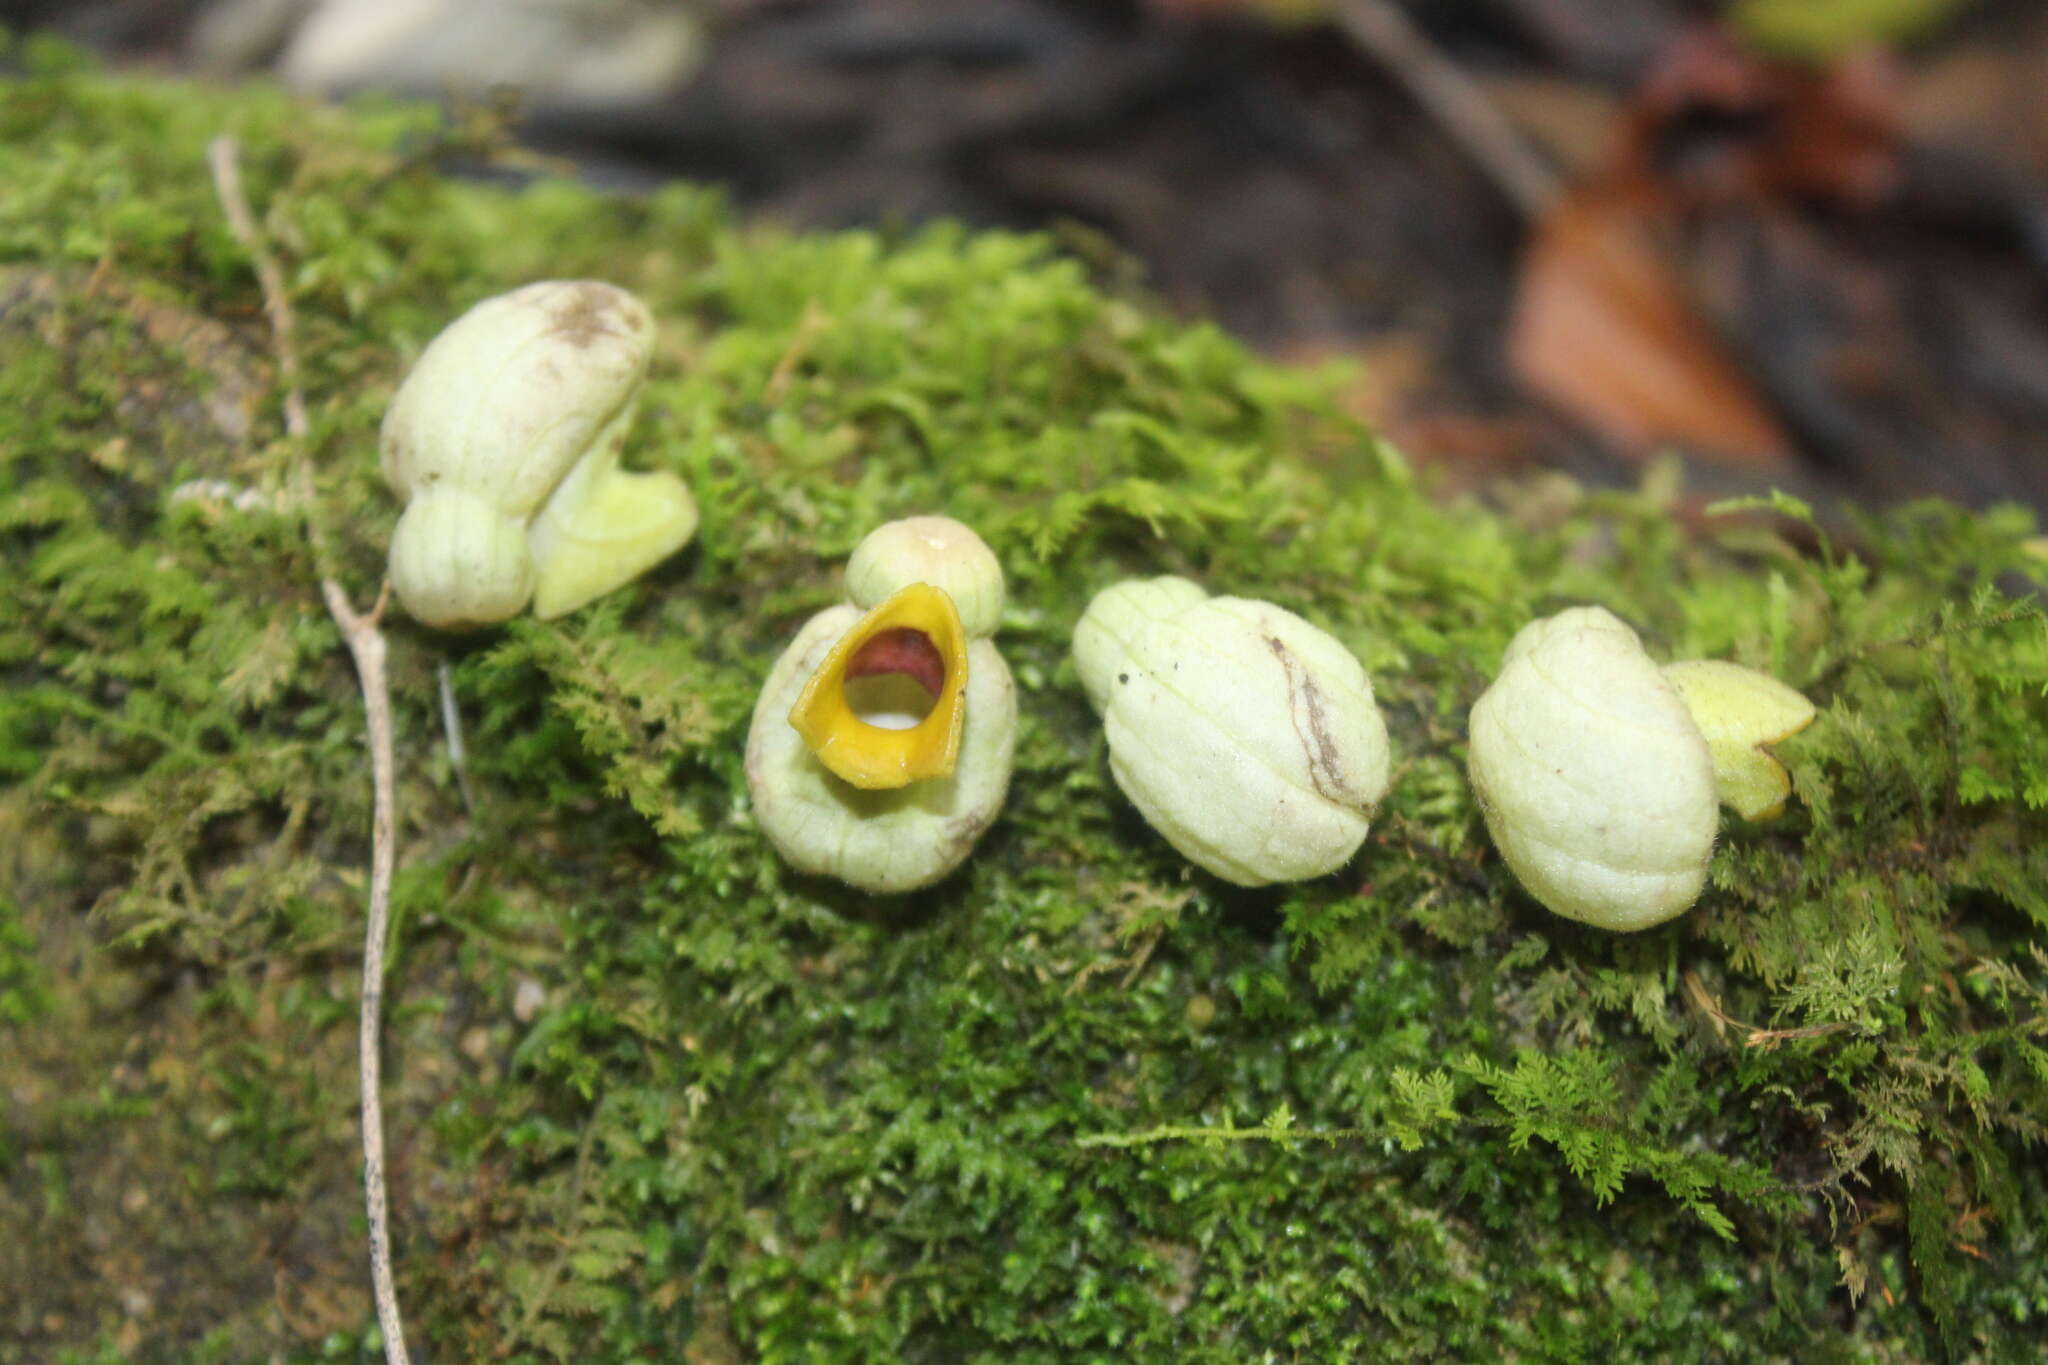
[547,283,632,349]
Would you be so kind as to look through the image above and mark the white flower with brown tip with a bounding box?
[381,279,697,629]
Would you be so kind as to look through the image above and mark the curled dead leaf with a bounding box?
[1509,181,1795,467]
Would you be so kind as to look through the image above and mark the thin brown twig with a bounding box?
[206,137,310,441]
[322,582,409,1364]
[1330,0,1563,222]
[1118,924,1164,991]
[1742,1020,1856,1051]
[208,134,413,1365]
[1683,968,1734,1041]
[1683,968,1857,1051]
[764,301,830,402]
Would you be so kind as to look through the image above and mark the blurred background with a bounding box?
[5,0,2046,513]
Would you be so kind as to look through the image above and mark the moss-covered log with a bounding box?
[3,36,2046,1362]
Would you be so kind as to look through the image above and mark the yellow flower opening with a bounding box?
[789,583,971,790]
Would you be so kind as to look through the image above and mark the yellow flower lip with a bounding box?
[789,582,970,790]
[1663,659,1819,822]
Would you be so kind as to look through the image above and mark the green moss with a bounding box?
[4,44,2047,1363]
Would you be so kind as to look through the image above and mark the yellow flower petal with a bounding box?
[1663,659,1818,821]
[789,583,970,790]
[530,463,698,620]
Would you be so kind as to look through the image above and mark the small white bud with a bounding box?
[845,516,1005,639]
[1468,608,1716,932]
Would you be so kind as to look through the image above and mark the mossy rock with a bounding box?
[4,35,2047,1363]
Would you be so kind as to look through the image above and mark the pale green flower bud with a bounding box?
[1467,607,1815,932]
[845,516,1005,639]
[1074,578,1392,887]
[1468,608,1715,932]
[380,279,697,629]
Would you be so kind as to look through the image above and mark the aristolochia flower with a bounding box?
[1073,576,1392,887]
[1466,606,1817,931]
[381,280,696,629]
[745,517,1016,893]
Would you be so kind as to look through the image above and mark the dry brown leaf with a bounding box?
[1509,182,1794,467]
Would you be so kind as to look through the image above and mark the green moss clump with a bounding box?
[3,38,2047,1363]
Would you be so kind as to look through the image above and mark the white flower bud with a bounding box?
[1466,607,1814,932]
[845,516,1005,639]
[1468,608,1716,932]
[381,279,697,629]
[1075,578,1392,887]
